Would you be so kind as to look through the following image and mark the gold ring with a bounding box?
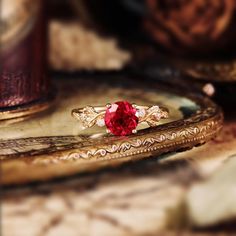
[72,101,169,136]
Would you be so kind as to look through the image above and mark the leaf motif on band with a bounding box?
[138,106,168,127]
[77,106,104,128]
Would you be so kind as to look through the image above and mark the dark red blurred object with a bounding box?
[0,0,50,108]
[80,0,236,59]
[144,0,236,58]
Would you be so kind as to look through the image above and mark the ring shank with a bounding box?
[72,105,168,114]
[71,104,169,127]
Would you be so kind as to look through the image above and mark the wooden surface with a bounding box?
[3,117,236,236]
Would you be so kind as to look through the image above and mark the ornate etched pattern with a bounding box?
[0,104,222,165]
[0,105,223,166]
[0,80,223,185]
[60,119,221,163]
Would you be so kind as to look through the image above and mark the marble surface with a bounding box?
[3,120,236,236]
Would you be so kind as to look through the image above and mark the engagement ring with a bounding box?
[72,101,169,136]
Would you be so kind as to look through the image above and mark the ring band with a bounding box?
[72,101,169,136]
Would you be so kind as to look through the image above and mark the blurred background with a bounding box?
[50,0,236,110]
[2,0,236,110]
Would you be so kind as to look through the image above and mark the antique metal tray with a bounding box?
[157,54,236,82]
[0,74,223,185]
[171,58,236,82]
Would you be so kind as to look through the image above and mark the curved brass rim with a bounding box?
[170,57,236,82]
[1,76,223,185]
[0,92,56,121]
[149,51,236,82]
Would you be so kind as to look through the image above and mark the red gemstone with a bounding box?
[105,101,138,136]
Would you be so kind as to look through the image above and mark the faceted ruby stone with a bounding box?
[105,101,138,136]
